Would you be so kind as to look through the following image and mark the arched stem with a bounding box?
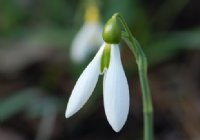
[113,13,154,140]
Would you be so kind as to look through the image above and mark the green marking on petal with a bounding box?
[100,44,111,74]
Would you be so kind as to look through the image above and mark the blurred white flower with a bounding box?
[70,23,103,63]
[70,5,103,63]
[66,43,130,132]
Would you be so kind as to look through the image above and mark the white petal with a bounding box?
[65,43,105,118]
[70,23,103,63]
[103,45,130,132]
[92,24,104,47]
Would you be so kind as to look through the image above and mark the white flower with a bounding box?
[70,5,103,63]
[65,43,130,132]
[70,22,103,63]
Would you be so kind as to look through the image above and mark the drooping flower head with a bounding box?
[66,14,130,132]
[70,4,103,63]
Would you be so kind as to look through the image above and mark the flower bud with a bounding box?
[103,16,121,44]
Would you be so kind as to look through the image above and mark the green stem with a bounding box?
[114,13,154,140]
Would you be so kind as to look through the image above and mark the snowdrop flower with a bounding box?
[70,5,103,63]
[66,16,130,132]
[66,43,129,132]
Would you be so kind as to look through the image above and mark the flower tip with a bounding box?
[112,125,122,133]
[65,107,75,118]
[65,110,71,118]
[109,119,126,133]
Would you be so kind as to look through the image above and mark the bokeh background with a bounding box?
[0,0,200,140]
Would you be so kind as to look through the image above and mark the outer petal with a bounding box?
[70,22,103,63]
[65,43,105,118]
[103,45,130,132]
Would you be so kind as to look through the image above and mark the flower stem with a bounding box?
[114,13,154,140]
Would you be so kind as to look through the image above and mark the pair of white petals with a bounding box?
[66,43,129,132]
[70,22,103,63]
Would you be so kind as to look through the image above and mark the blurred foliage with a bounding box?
[0,88,64,121]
